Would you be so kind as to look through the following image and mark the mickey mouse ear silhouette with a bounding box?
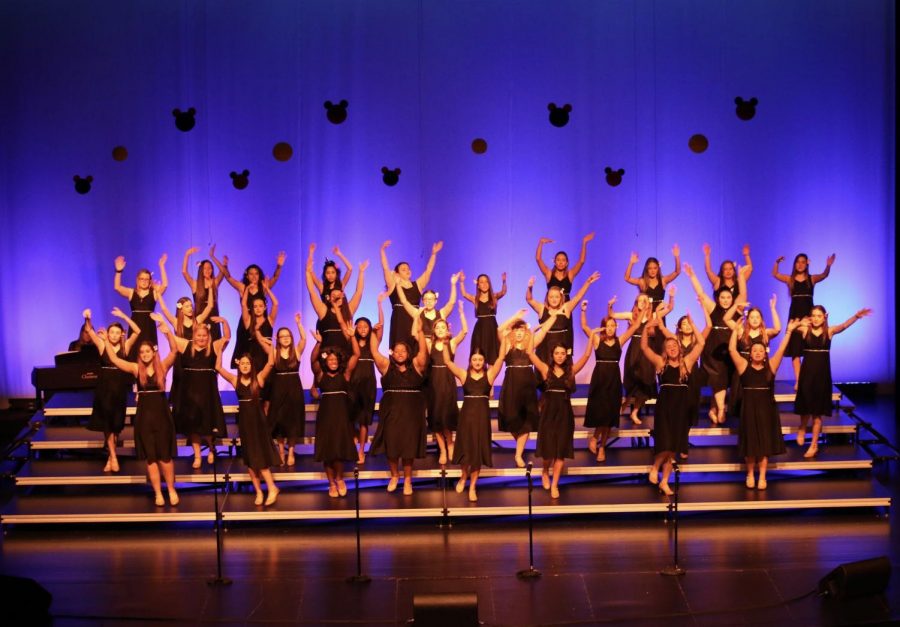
[172,107,197,132]
[273,142,293,162]
[603,167,625,187]
[734,96,758,121]
[73,175,93,194]
[688,134,709,153]
[230,169,250,190]
[548,102,572,127]
[381,166,401,186]
[324,99,349,124]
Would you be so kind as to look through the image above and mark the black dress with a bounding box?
[470,300,500,365]
[349,339,377,427]
[194,285,221,340]
[583,340,623,429]
[370,364,427,459]
[134,376,177,463]
[388,283,422,349]
[128,290,158,358]
[497,348,539,434]
[547,274,574,353]
[728,333,767,418]
[235,381,280,471]
[536,371,576,460]
[174,348,226,438]
[623,320,657,404]
[702,306,734,393]
[268,354,305,440]
[452,376,493,470]
[738,365,786,458]
[230,286,266,368]
[313,373,358,463]
[682,339,705,426]
[644,281,666,324]
[88,347,132,435]
[785,278,814,358]
[319,308,352,355]
[169,325,192,421]
[425,344,459,432]
[794,332,833,416]
[652,365,690,456]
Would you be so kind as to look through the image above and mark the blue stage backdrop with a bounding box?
[0,1,894,401]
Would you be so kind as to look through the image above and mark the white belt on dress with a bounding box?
[276,371,299,375]
[660,383,687,388]
[184,368,214,372]
[321,391,348,396]
[384,389,421,394]
[742,387,770,390]
[476,315,495,318]
[544,389,568,394]
[595,360,619,363]
[464,395,489,399]
[803,349,830,352]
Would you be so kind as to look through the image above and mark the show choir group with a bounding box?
[73,234,871,507]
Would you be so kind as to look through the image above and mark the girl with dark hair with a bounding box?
[458,270,507,365]
[772,252,836,384]
[579,301,639,462]
[82,307,142,473]
[624,246,681,312]
[310,325,361,498]
[305,246,367,356]
[528,317,596,499]
[216,350,280,506]
[702,243,753,298]
[241,280,278,380]
[182,246,226,340]
[370,318,430,495]
[729,319,798,490]
[349,292,386,464]
[443,342,504,502]
[640,316,705,496]
[794,304,871,456]
[306,243,354,302]
[380,239,443,349]
[423,305,468,465]
[105,313,180,507]
[113,253,169,357]
[211,248,285,367]
[260,313,307,467]
[684,262,748,424]
[394,272,459,348]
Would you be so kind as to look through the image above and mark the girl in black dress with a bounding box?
[794,304,871,457]
[702,243,752,297]
[623,246,681,312]
[306,250,367,356]
[459,271,507,365]
[310,329,361,498]
[772,252,835,384]
[349,292,386,464]
[82,307,142,473]
[182,246,227,340]
[169,316,230,469]
[422,305,468,465]
[443,342,505,502]
[394,272,459,347]
[261,313,307,467]
[728,320,798,490]
[640,316,705,496]
[529,325,595,499]
[105,313,180,507]
[215,350,281,506]
[684,262,747,424]
[306,242,354,302]
[380,239,443,349]
[496,311,538,468]
[241,280,278,381]
[370,321,429,495]
[212,249,285,367]
[113,253,169,357]
[579,301,639,462]
[536,232,595,355]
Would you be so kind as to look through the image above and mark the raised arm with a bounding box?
[532,311,560,348]
[195,286,215,325]
[771,256,791,285]
[81,309,106,352]
[370,330,390,375]
[568,232,594,281]
[268,251,286,289]
[486,336,506,384]
[347,260,368,314]
[306,244,323,294]
[294,313,308,360]
[572,330,596,375]
[211,317,231,357]
[735,264,750,306]
[156,253,169,296]
[768,319,800,374]
[182,247,199,293]
[437,273,459,320]
[535,237,553,281]
[828,307,871,337]
[442,342,467,384]
[411,326,429,374]
[304,263,328,319]
[702,243,719,289]
[449,301,468,352]
[394,275,422,318]
[214,336,238,387]
[639,318,665,370]
[624,252,642,288]
[683,315,705,365]
[607,295,632,321]
[618,314,641,346]
[104,336,139,376]
[497,308,528,340]
[495,272,508,299]
[332,246,353,287]
[653,286,676,320]
[728,326,749,375]
[415,240,443,291]
[151,313,178,370]
[767,294,781,339]
[683,263,714,313]
[564,271,600,313]
[660,244,681,287]
[156,291,178,329]
[380,240,396,294]
[810,253,835,285]
[240,286,252,330]
[342,322,361,381]
[525,276,543,315]
[111,307,143,354]
[113,256,133,299]
[580,301,592,337]
[374,290,387,341]
[458,271,477,305]
[526,330,549,379]
[741,244,753,280]
[211,247,242,292]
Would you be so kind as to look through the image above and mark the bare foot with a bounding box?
[588,436,598,454]
[596,447,606,463]
[630,413,642,425]
[659,482,674,496]
[796,429,806,446]
[286,451,295,466]
[438,451,448,465]
[207,450,215,464]
[103,460,112,472]
[514,455,525,468]
[803,444,818,458]
[648,469,659,485]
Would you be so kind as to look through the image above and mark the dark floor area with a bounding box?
[0,392,896,625]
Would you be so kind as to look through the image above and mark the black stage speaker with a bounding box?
[412,592,478,626]
[0,575,52,623]
[817,556,891,600]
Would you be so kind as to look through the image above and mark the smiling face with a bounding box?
[277,329,292,348]
[136,271,151,290]
[138,344,155,365]
[200,260,213,279]
[107,325,123,345]
[717,290,734,309]
[246,266,260,285]
[747,309,763,330]
[664,338,681,360]
[193,325,210,349]
[422,291,437,310]
[324,353,339,372]
[180,300,194,317]
[636,294,650,311]
[476,275,490,293]
[547,288,562,308]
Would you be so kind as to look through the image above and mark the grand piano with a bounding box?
[31,346,102,409]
